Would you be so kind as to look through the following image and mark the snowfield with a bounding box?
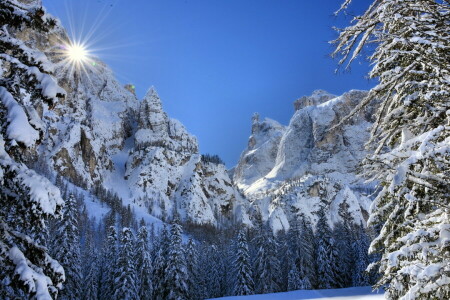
[211,286,384,300]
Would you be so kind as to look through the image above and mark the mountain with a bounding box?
[12,10,376,232]
[234,90,379,232]
[15,23,245,227]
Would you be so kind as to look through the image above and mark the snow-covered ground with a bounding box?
[212,286,384,300]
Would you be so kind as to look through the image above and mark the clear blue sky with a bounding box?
[43,0,374,167]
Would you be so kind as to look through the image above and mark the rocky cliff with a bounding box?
[17,21,244,227]
[234,90,378,232]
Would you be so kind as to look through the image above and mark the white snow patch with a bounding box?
[211,286,384,300]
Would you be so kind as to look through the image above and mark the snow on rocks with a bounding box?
[234,90,377,231]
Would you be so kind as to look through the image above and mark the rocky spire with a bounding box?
[138,86,168,131]
[144,86,163,112]
[251,112,260,134]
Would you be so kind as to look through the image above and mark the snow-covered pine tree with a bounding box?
[298,217,316,289]
[136,225,153,300]
[253,225,281,294]
[165,217,189,300]
[113,227,138,300]
[98,223,118,300]
[333,1,450,298]
[333,221,354,288]
[200,244,222,298]
[315,208,337,289]
[81,216,98,299]
[334,201,357,288]
[50,194,82,300]
[232,229,254,296]
[153,224,170,300]
[82,255,99,300]
[185,238,201,299]
[287,250,302,291]
[275,230,290,291]
[352,224,371,287]
[0,1,66,298]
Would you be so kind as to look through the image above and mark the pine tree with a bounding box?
[113,227,138,300]
[333,221,355,288]
[352,225,370,287]
[315,208,337,289]
[253,226,281,294]
[333,1,450,298]
[153,224,170,300]
[298,217,316,289]
[99,223,118,300]
[200,244,222,298]
[165,218,189,300]
[82,254,99,300]
[51,194,82,300]
[136,225,153,300]
[185,238,201,300]
[0,1,66,298]
[81,217,98,299]
[287,251,301,291]
[232,229,254,296]
[334,201,357,288]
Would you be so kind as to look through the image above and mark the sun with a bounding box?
[67,44,88,63]
[64,42,90,65]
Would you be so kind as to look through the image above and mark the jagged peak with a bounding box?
[294,90,336,111]
[143,86,162,106]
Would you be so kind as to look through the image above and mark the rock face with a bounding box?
[16,23,244,227]
[234,113,286,189]
[124,88,242,225]
[234,90,378,232]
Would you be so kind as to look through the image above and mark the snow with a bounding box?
[234,90,375,231]
[211,286,384,300]
[0,87,39,147]
[9,246,58,300]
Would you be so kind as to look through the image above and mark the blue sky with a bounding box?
[43,0,374,167]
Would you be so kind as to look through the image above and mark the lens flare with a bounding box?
[65,43,88,64]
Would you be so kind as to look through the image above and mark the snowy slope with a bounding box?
[13,22,246,228]
[212,286,384,300]
[234,90,379,231]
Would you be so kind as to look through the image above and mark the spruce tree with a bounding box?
[165,218,189,300]
[200,244,222,298]
[334,201,357,288]
[232,229,254,296]
[333,221,355,288]
[315,208,337,289]
[0,0,66,298]
[113,227,138,300]
[99,224,118,300]
[51,194,82,300]
[352,225,370,287]
[253,226,281,294]
[81,218,98,299]
[185,238,201,299]
[153,224,170,300]
[287,251,301,291]
[333,1,450,298]
[136,225,153,300]
[82,254,99,300]
[298,217,316,289]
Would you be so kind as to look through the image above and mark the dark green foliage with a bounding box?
[232,229,254,296]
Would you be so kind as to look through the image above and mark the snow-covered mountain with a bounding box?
[15,15,377,231]
[234,90,379,232]
[15,25,245,227]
